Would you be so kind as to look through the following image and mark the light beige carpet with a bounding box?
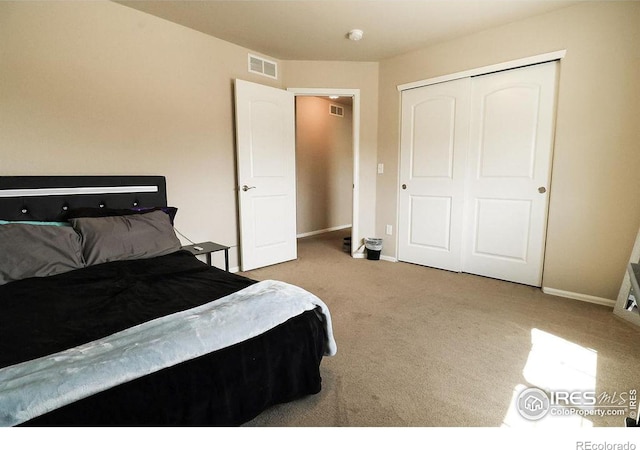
[241,230,640,427]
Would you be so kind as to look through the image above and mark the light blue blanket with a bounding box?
[0,280,336,426]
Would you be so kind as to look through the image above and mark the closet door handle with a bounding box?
[402,184,407,190]
[538,186,547,194]
[242,185,256,192]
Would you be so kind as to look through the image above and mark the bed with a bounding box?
[0,176,336,426]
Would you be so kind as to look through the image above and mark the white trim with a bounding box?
[352,241,366,258]
[542,287,616,308]
[297,224,351,239]
[287,87,361,258]
[393,80,404,263]
[288,88,359,97]
[380,255,397,263]
[0,185,158,198]
[397,50,567,92]
[613,227,640,327]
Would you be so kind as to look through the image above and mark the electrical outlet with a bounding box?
[377,163,384,174]
[385,225,393,235]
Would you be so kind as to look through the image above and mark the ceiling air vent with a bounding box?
[248,54,278,79]
[329,104,344,117]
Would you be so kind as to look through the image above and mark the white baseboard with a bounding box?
[297,224,352,239]
[542,287,616,308]
[351,253,396,262]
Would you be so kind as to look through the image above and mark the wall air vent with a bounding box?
[329,104,344,117]
[248,54,278,80]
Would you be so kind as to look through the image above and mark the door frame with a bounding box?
[287,87,361,256]
[397,50,566,92]
[395,50,566,280]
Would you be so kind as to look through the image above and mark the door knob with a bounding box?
[402,184,407,190]
[538,186,547,194]
[242,185,256,192]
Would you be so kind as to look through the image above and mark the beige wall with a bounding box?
[295,97,353,235]
[0,1,282,269]
[283,60,379,250]
[376,1,640,300]
[0,1,379,267]
[3,1,638,300]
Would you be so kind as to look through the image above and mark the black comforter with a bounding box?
[0,251,325,426]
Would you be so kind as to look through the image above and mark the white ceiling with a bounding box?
[117,0,583,62]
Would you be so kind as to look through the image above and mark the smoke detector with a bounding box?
[347,29,364,41]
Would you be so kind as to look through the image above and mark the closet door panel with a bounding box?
[398,78,471,272]
[411,98,456,179]
[410,195,452,251]
[462,62,558,286]
[472,198,532,261]
[478,86,539,179]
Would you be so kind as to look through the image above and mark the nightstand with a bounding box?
[182,241,230,271]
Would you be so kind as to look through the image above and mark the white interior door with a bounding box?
[398,78,471,271]
[462,62,558,286]
[235,79,297,271]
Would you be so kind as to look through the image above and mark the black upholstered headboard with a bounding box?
[0,176,167,222]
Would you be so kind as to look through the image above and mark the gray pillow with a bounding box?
[0,223,86,285]
[69,210,181,266]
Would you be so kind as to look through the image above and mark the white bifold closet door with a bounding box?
[398,62,558,287]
